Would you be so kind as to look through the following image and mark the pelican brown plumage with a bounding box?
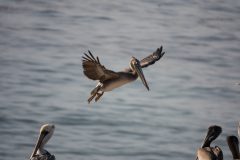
[227,135,240,159]
[82,46,165,103]
[196,125,223,160]
[29,124,55,160]
[227,122,240,160]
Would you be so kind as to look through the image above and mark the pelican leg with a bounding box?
[88,92,97,103]
[88,85,101,103]
[91,83,102,95]
[95,92,104,102]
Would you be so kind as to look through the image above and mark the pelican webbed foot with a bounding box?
[88,85,101,103]
[95,92,104,102]
[88,93,97,103]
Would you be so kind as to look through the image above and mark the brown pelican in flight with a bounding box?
[196,125,223,160]
[30,124,55,160]
[82,46,165,103]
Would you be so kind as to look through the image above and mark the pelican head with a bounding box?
[201,125,222,148]
[212,146,223,160]
[130,57,149,90]
[30,124,55,159]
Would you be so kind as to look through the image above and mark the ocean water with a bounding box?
[0,0,240,160]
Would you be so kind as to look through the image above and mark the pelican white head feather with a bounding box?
[30,124,55,160]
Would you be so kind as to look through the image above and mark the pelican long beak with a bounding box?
[201,130,213,148]
[201,126,221,148]
[30,131,48,159]
[133,62,150,91]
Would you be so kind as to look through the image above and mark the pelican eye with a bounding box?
[41,130,49,135]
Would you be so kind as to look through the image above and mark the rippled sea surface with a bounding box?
[0,0,240,160]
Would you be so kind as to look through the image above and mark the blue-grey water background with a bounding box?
[0,0,240,160]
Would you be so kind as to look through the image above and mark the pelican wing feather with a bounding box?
[140,46,165,68]
[82,51,120,82]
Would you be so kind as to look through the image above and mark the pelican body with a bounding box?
[82,46,165,103]
[30,124,55,160]
[196,125,223,160]
[197,147,222,160]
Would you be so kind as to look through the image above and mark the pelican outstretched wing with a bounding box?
[140,46,165,68]
[82,51,120,82]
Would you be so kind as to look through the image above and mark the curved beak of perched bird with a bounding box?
[196,125,222,160]
[130,57,149,90]
[30,124,55,159]
[201,125,222,148]
[227,135,240,159]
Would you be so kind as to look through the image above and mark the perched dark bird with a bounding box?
[227,122,240,160]
[82,46,165,103]
[227,135,240,159]
[30,124,55,160]
[196,125,223,160]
